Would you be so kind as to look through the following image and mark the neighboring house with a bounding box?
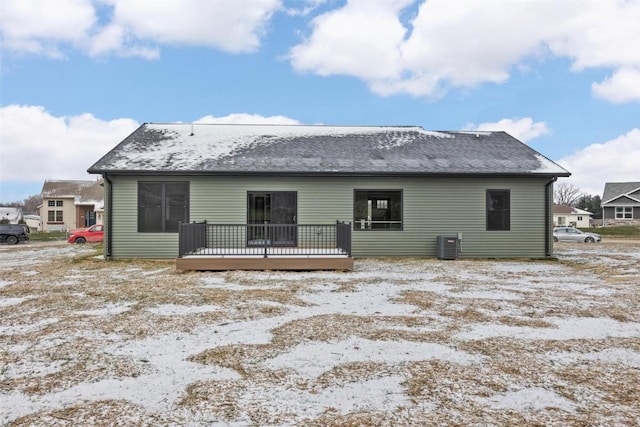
[553,204,593,228]
[601,182,640,226]
[39,180,104,232]
[88,123,570,266]
[23,214,41,232]
[0,207,24,224]
[94,201,105,225]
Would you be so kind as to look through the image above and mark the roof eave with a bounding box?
[87,169,571,178]
[602,195,640,205]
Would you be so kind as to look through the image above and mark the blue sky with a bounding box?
[1,0,639,204]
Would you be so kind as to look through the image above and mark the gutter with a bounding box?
[104,174,113,259]
[87,169,571,178]
[545,176,558,257]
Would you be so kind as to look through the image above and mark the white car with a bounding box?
[553,226,601,243]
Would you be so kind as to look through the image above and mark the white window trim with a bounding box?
[615,206,633,219]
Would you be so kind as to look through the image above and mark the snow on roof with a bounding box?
[533,154,567,174]
[88,123,570,177]
[41,179,104,205]
[554,205,593,215]
[572,207,594,215]
[0,207,23,222]
[41,180,95,197]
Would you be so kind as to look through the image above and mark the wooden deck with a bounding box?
[176,255,353,271]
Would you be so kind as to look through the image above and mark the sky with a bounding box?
[1,0,639,204]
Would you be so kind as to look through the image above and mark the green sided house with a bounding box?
[87,123,570,270]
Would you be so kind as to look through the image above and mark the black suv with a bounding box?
[0,224,30,244]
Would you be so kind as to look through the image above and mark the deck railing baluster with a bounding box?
[178,222,351,258]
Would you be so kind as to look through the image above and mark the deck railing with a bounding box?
[178,222,352,258]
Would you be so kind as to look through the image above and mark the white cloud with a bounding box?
[87,23,160,59]
[0,0,96,57]
[194,113,300,125]
[0,0,281,58]
[463,118,549,143]
[592,68,640,103]
[0,105,139,183]
[0,107,302,188]
[557,129,640,196]
[100,0,281,54]
[289,0,411,81]
[3,0,639,102]
[284,0,331,17]
[289,0,640,102]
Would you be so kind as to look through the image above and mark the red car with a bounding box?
[68,224,104,244]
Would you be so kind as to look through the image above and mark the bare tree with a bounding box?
[554,182,584,206]
[1,193,42,215]
[22,194,42,214]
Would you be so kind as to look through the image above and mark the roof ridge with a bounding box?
[147,122,425,129]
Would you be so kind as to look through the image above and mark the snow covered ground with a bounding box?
[0,240,639,425]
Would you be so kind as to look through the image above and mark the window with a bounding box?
[48,200,63,207]
[615,206,633,219]
[486,190,510,231]
[48,200,55,207]
[354,190,402,230]
[138,182,189,232]
[47,210,63,222]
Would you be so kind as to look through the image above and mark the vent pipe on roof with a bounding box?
[190,123,194,136]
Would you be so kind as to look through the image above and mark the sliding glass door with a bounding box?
[247,191,297,246]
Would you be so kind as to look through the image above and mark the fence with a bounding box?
[179,222,352,257]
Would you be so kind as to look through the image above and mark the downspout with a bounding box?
[545,176,558,257]
[104,174,113,259]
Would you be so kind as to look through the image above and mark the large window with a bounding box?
[138,182,189,232]
[615,206,633,219]
[486,189,510,231]
[47,210,63,222]
[354,190,402,230]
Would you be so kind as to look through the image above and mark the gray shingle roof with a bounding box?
[88,123,570,177]
[41,180,104,204]
[602,182,640,204]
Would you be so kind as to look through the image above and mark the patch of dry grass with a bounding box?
[2,240,640,425]
[11,399,178,426]
[312,361,398,390]
[189,343,280,377]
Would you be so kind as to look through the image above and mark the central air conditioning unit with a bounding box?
[437,235,459,260]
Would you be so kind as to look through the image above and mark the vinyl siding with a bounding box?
[603,206,640,220]
[107,175,550,259]
[107,176,183,259]
[41,197,76,232]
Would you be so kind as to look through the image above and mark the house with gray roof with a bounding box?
[88,123,570,269]
[601,182,640,226]
[39,179,104,232]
